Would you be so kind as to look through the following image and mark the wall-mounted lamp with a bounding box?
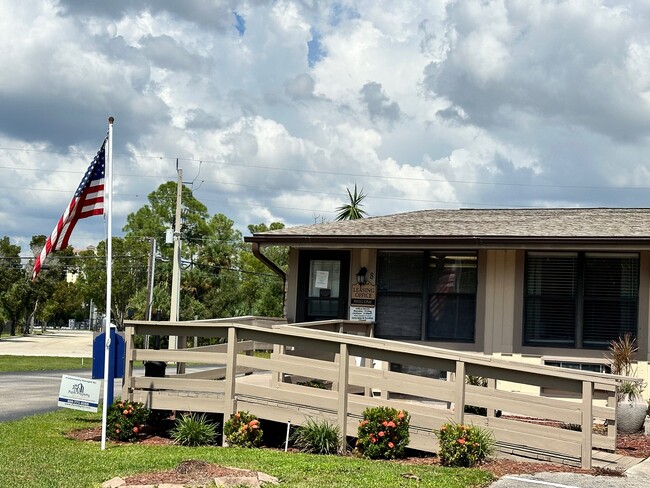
[356,266,368,285]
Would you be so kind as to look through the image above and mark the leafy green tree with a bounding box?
[239,222,287,317]
[40,281,84,328]
[335,184,368,221]
[0,236,22,336]
[123,181,210,260]
[23,235,74,333]
[77,238,149,329]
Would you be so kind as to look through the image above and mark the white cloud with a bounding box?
[2,0,650,251]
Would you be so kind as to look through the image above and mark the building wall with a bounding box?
[285,246,650,400]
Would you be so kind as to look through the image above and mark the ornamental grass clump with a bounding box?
[170,412,219,446]
[223,411,263,447]
[355,406,410,459]
[434,421,494,467]
[292,418,341,454]
[107,400,150,442]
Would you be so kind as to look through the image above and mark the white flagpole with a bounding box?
[101,117,114,450]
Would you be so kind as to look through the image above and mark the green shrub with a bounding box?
[223,411,263,447]
[296,379,328,389]
[434,421,494,467]
[107,400,150,442]
[355,406,410,459]
[170,413,219,446]
[292,418,341,454]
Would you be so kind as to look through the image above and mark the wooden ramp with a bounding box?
[123,317,629,469]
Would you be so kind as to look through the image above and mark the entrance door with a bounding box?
[296,251,350,322]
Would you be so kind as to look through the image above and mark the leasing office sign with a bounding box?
[350,283,376,321]
[58,374,100,413]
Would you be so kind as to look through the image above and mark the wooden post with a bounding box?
[380,361,390,400]
[121,324,135,401]
[581,380,593,469]
[486,377,496,418]
[454,361,466,424]
[224,327,238,429]
[337,343,350,453]
[271,343,284,386]
[607,388,617,449]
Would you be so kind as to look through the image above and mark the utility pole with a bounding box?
[145,237,157,320]
[169,166,183,351]
[144,237,156,349]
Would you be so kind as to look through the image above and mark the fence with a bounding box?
[122,316,622,468]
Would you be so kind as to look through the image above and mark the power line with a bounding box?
[2,144,649,192]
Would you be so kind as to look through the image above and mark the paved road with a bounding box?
[0,329,94,357]
[0,330,115,422]
[490,471,650,487]
[0,369,122,422]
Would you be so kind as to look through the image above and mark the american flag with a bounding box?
[32,138,107,279]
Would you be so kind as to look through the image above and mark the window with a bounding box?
[376,251,477,342]
[524,252,638,349]
[544,360,611,374]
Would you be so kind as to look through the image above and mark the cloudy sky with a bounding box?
[2,0,650,253]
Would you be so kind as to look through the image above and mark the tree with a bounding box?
[0,236,22,336]
[123,181,210,260]
[335,184,368,221]
[239,222,288,317]
[77,237,149,329]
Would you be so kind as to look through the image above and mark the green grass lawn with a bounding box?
[0,355,92,372]
[0,409,494,488]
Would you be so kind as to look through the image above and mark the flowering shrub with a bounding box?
[434,421,494,467]
[355,406,410,459]
[107,400,150,442]
[223,411,263,447]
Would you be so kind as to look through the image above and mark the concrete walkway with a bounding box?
[0,330,94,358]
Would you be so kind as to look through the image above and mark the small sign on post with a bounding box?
[58,374,100,413]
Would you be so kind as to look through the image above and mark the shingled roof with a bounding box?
[245,208,650,248]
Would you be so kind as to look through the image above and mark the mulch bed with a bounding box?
[67,424,649,485]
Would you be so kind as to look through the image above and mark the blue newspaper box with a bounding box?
[92,328,125,379]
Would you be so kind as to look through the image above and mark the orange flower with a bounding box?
[387,421,396,428]
[370,436,377,443]
[378,431,385,437]
[133,427,139,433]
[122,409,129,415]
[457,438,466,445]
[397,411,405,420]
[382,421,388,427]
[388,442,394,449]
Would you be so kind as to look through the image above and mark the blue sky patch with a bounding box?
[234,11,245,36]
[307,28,326,67]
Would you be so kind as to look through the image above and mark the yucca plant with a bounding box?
[292,418,341,455]
[607,334,645,400]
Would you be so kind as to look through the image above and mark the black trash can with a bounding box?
[144,361,166,377]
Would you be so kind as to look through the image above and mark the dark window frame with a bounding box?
[376,250,478,342]
[523,251,639,349]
